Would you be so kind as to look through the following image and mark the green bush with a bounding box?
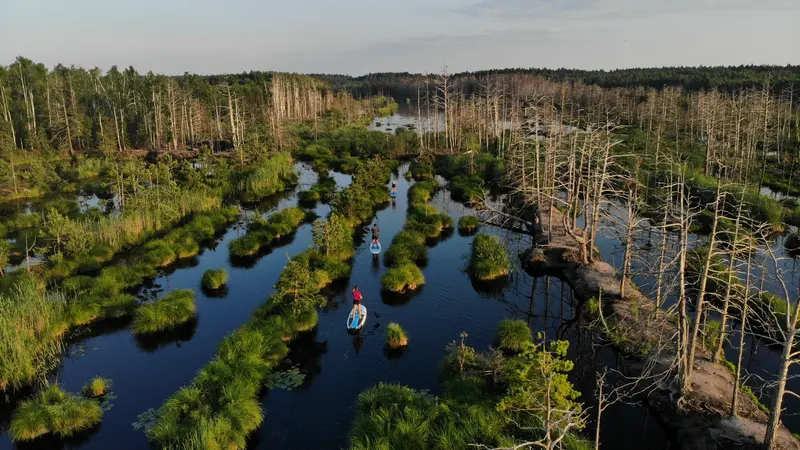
[386,322,409,349]
[9,384,103,442]
[458,215,480,234]
[381,262,425,293]
[497,320,532,352]
[469,234,511,281]
[132,289,196,335]
[202,269,228,290]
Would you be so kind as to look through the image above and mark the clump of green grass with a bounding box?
[0,279,66,391]
[83,377,111,398]
[293,308,319,332]
[298,189,321,207]
[386,322,409,349]
[132,289,196,335]
[9,384,103,442]
[235,152,297,201]
[202,269,228,290]
[458,215,480,234]
[229,207,307,257]
[469,234,511,281]
[383,230,427,267]
[381,262,425,293]
[496,319,532,352]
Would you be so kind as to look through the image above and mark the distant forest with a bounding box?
[313,65,800,99]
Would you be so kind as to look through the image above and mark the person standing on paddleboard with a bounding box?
[371,222,380,246]
[391,179,397,195]
[352,285,363,318]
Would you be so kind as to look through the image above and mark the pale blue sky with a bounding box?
[1,0,798,75]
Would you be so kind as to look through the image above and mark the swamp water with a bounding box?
[0,162,672,449]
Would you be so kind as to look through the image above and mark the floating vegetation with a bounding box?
[202,268,228,291]
[132,289,196,335]
[132,408,161,433]
[265,367,306,391]
[9,384,103,442]
[469,234,511,281]
[386,322,409,349]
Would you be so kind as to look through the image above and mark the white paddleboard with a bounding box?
[370,242,382,254]
[347,304,367,330]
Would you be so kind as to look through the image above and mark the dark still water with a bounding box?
[0,164,670,450]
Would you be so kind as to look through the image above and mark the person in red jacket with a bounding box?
[351,285,363,319]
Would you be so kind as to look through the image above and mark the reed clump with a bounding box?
[132,289,196,335]
[469,234,511,281]
[386,322,409,349]
[9,384,103,442]
[202,269,229,291]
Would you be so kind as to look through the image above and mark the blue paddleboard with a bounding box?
[370,242,382,254]
[390,191,397,198]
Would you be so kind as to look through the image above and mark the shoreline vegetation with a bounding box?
[380,179,452,293]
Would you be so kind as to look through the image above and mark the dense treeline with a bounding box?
[0,57,366,161]
[315,65,800,99]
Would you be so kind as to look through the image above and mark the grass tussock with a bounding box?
[235,153,297,202]
[386,322,409,349]
[381,262,425,293]
[458,215,480,234]
[202,269,228,291]
[497,320,532,352]
[9,384,103,442]
[83,377,111,398]
[229,207,307,257]
[469,234,511,281]
[132,289,196,335]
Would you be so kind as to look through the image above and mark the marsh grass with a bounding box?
[82,377,111,398]
[496,320,532,352]
[229,207,307,258]
[386,322,409,349]
[381,263,425,293]
[132,289,196,335]
[9,384,103,442]
[458,216,480,235]
[235,153,297,202]
[202,269,228,291]
[469,234,511,281]
[0,279,66,391]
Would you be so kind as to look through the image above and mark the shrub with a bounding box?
[298,190,321,207]
[9,385,103,442]
[83,377,111,397]
[469,234,511,281]
[497,320,532,352]
[458,216,480,234]
[381,262,425,293]
[202,269,228,290]
[132,289,196,335]
[386,322,409,349]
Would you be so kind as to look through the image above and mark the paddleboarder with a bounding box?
[391,179,398,196]
[351,285,363,320]
[371,222,380,246]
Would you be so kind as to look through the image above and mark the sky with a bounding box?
[1,0,798,76]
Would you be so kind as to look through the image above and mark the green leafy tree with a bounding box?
[41,208,71,255]
[275,257,325,314]
[312,213,353,260]
[498,340,586,449]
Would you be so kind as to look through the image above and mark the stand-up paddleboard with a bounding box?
[370,242,382,254]
[347,304,367,331]
[390,191,397,199]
